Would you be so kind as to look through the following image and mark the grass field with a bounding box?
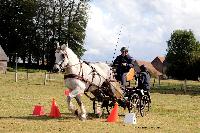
[0,72,200,133]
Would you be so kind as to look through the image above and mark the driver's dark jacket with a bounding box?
[113,54,134,80]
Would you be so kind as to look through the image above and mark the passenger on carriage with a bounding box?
[137,64,151,103]
[113,47,135,88]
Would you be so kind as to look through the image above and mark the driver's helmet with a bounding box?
[120,47,128,52]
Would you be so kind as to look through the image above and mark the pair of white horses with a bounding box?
[53,44,121,120]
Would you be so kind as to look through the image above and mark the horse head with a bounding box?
[53,44,70,73]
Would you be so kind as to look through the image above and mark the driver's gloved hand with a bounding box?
[122,63,127,66]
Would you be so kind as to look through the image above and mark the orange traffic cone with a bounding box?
[32,105,45,116]
[49,98,61,118]
[107,103,119,122]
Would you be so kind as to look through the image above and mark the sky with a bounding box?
[81,0,200,62]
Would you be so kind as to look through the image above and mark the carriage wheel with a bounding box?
[127,94,140,115]
[139,95,150,117]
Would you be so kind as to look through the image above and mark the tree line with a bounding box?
[0,0,90,70]
[0,1,199,80]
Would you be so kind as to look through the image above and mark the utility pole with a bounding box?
[15,53,18,82]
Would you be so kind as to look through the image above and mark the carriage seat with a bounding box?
[125,68,135,87]
[113,67,135,88]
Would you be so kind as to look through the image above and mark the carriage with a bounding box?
[53,44,150,120]
[89,68,151,117]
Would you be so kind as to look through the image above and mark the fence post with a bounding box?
[158,76,160,89]
[15,53,18,82]
[153,78,155,87]
[44,72,47,85]
[49,72,51,80]
[27,69,29,80]
[183,79,187,93]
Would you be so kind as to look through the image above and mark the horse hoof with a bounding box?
[96,113,102,118]
[79,114,87,121]
[79,116,87,121]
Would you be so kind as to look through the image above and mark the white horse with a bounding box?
[53,44,122,120]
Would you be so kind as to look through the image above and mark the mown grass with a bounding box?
[0,72,200,133]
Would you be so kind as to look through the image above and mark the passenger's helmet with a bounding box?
[120,47,128,52]
[140,64,147,72]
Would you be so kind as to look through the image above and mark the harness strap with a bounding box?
[64,60,101,92]
[83,60,102,88]
[64,74,86,82]
[78,59,83,77]
[84,92,95,101]
[64,74,100,92]
[64,61,124,99]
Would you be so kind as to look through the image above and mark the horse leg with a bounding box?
[95,101,102,117]
[75,94,87,120]
[66,96,79,116]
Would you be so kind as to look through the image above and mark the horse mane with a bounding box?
[63,47,80,62]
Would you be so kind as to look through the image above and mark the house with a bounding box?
[134,60,162,77]
[133,56,167,78]
[0,45,9,73]
[151,56,167,74]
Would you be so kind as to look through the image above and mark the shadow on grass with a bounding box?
[0,115,54,121]
[0,112,103,121]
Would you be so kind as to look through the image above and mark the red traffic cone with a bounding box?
[49,98,61,118]
[32,105,45,116]
[107,103,119,122]
[64,89,70,96]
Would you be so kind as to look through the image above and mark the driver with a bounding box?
[113,47,135,88]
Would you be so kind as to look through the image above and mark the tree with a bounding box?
[166,29,200,80]
[66,0,88,57]
[33,0,89,69]
[0,0,38,65]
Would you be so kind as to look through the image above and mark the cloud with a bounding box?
[82,0,200,62]
[85,48,100,55]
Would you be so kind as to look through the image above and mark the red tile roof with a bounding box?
[136,60,162,76]
[157,56,165,63]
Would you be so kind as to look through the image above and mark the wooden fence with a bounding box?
[1,71,199,94]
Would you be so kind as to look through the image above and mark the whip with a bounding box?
[112,25,124,64]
